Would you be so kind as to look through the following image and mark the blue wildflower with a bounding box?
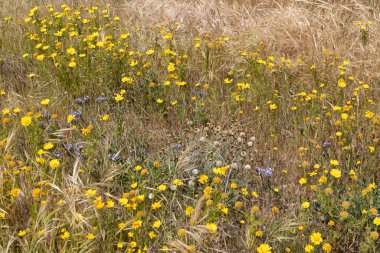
[53,151,62,157]
[265,167,272,176]
[75,145,83,155]
[74,98,84,104]
[95,97,108,102]
[323,141,331,147]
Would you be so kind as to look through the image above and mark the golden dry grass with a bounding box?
[3,0,380,81]
[118,0,380,77]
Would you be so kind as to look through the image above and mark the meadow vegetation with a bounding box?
[0,0,379,252]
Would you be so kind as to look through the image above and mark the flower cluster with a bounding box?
[0,3,379,252]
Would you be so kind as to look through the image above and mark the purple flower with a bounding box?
[75,145,83,155]
[65,143,73,150]
[95,97,108,102]
[74,98,84,104]
[256,166,273,176]
[107,152,120,161]
[323,141,331,147]
[173,143,182,149]
[42,110,50,118]
[191,90,207,96]
[53,151,62,157]
[72,110,81,117]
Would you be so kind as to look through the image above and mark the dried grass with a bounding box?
[115,0,380,80]
[2,0,380,83]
